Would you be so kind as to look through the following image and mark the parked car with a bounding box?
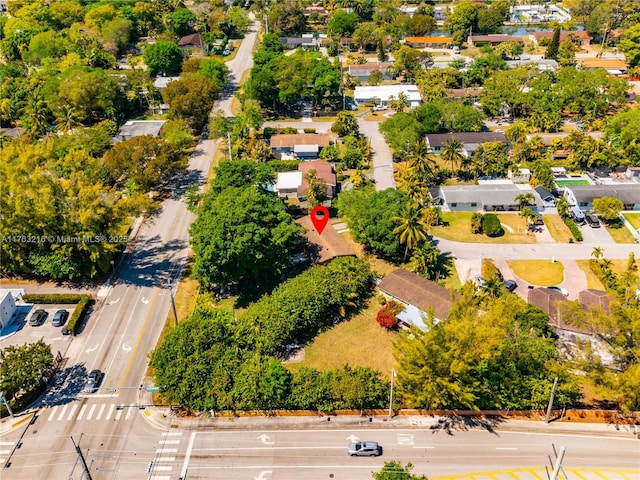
[83,370,102,394]
[52,309,69,327]
[585,213,600,228]
[29,309,47,326]
[373,105,387,111]
[545,285,569,296]
[473,275,487,287]
[61,326,73,336]
[348,441,382,457]
[534,213,544,226]
[504,280,518,292]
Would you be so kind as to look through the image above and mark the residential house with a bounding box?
[508,167,531,183]
[269,133,332,160]
[353,85,422,108]
[527,287,566,318]
[296,215,354,264]
[178,33,207,54]
[377,269,454,331]
[280,36,318,50]
[0,290,18,329]
[506,59,558,72]
[429,183,543,212]
[529,30,592,47]
[297,161,337,202]
[303,5,329,17]
[579,289,610,315]
[425,132,510,157]
[564,184,640,211]
[346,63,395,83]
[448,88,483,103]
[467,35,524,47]
[153,76,180,92]
[113,120,166,142]
[404,36,453,48]
[275,171,303,199]
[579,58,629,75]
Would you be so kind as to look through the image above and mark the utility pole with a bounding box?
[545,377,558,423]
[388,369,395,419]
[166,282,178,327]
[70,436,93,480]
[0,391,14,418]
[227,131,233,161]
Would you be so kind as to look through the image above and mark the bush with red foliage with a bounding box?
[375,300,403,329]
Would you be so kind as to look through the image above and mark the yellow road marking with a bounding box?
[432,469,640,480]
[11,413,34,428]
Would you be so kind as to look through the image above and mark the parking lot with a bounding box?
[0,303,78,354]
[577,219,615,243]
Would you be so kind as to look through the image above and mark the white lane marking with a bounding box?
[258,434,273,445]
[88,394,119,398]
[180,432,197,480]
[105,404,115,420]
[85,344,99,354]
[125,407,133,420]
[57,404,69,421]
[66,404,78,421]
[346,434,359,443]
[0,442,15,446]
[141,297,149,304]
[154,466,172,471]
[107,298,120,305]
[114,406,123,420]
[122,343,132,352]
[95,404,106,420]
[77,404,88,421]
[157,457,176,462]
[496,447,518,450]
[159,440,179,445]
[397,433,414,445]
[48,406,59,421]
[255,471,271,480]
[161,432,182,437]
[85,404,97,420]
[0,450,11,455]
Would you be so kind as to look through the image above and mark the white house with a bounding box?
[0,290,19,329]
[430,183,543,212]
[425,132,510,157]
[275,171,303,198]
[563,185,640,211]
[353,85,422,108]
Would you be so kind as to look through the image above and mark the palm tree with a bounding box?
[405,140,436,179]
[515,192,535,211]
[392,202,429,263]
[55,105,83,133]
[409,242,440,280]
[591,246,604,261]
[24,95,50,138]
[440,136,465,173]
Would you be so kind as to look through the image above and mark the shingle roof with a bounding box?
[298,161,336,198]
[297,215,355,264]
[469,34,524,44]
[530,30,592,42]
[178,33,204,48]
[270,133,332,148]
[404,36,453,44]
[377,269,454,321]
[527,287,566,316]
[426,132,509,148]
[579,289,610,315]
[579,58,629,69]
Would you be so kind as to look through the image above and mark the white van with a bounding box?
[570,206,585,224]
[453,46,460,54]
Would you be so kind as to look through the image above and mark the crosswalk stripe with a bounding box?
[57,404,69,421]
[157,448,177,454]
[77,404,88,420]
[154,466,172,471]
[85,404,97,420]
[159,440,179,445]
[125,407,133,420]
[105,404,115,420]
[153,476,171,480]
[47,407,58,422]
[0,442,16,446]
[161,432,182,437]
[0,450,11,455]
[66,404,78,421]
[95,404,106,420]
[157,457,175,462]
[115,405,123,420]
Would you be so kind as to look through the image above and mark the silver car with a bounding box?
[347,441,381,457]
[83,370,101,394]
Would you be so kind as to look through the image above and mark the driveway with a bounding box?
[578,222,615,244]
[357,117,396,190]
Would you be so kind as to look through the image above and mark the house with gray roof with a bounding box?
[346,63,395,83]
[430,183,542,212]
[114,120,166,142]
[425,132,510,157]
[279,36,318,49]
[563,184,640,211]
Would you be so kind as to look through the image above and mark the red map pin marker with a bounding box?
[310,205,329,235]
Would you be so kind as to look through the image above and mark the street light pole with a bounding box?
[166,282,178,327]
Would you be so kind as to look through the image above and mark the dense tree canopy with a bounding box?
[190,185,300,287]
[0,339,54,403]
[143,40,183,76]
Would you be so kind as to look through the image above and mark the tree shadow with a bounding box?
[429,414,504,436]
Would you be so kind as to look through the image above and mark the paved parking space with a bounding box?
[578,221,614,244]
[0,304,77,352]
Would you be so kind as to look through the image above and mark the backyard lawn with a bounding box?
[543,215,573,243]
[555,179,590,187]
[507,259,564,286]
[285,298,396,375]
[431,212,537,244]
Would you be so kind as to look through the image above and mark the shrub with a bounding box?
[377,295,387,306]
[303,128,316,134]
[470,212,483,234]
[482,213,504,237]
[562,216,583,242]
[375,300,403,329]
[67,296,93,336]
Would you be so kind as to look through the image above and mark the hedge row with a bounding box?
[562,216,583,242]
[22,293,93,336]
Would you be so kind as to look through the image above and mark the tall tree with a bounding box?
[545,27,561,60]
[304,170,328,207]
[440,136,465,173]
[392,202,429,263]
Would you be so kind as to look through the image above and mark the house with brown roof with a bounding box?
[527,287,566,318]
[275,161,337,204]
[377,269,455,330]
[269,133,333,159]
[178,33,207,53]
[579,289,611,314]
[296,215,355,265]
[529,30,592,46]
[579,58,629,74]
[468,35,524,47]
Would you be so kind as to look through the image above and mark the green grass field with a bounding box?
[555,179,590,186]
[624,212,640,230]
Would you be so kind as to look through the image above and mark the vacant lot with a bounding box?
[431,212,536,244]
[507,259,564,286]
[544,215,573,242]
[285,299,396,375]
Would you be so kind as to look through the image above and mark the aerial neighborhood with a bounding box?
[0,0,639,478]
